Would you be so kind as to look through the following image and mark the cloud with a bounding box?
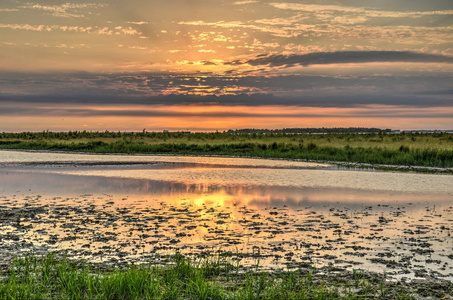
[0,23,47,31]
[243,51,453,67]
[178,3,453,41]
[419,89,453,95]
[114,26,141,35]
[233,0,258,5]
[178,20,304,38]
[269,3,453,18]
[127,21,149,25]
[1,100,452,120]
[0,23,140,35]
[0,71,451,109]
[203,61,217,65]
[1,92,452,109]
[20,2,106,18]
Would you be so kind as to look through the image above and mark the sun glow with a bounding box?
[1,0,452,131]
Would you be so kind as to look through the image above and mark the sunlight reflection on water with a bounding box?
[1,150,453,281]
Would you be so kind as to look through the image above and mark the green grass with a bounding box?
[1,131,452,169]
[0,253,416,300]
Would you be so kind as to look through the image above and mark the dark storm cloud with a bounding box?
[0,71,452,108]
[419,89,453,95]
[1,72,451,96]
[1,92,452,111]
[2,100,452,119]
[243,51,453,67]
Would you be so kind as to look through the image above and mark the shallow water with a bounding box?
[1,150,453,281]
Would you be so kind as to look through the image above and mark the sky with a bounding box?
[0,0,452,132]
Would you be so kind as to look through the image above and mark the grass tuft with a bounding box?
[0,253,419,299]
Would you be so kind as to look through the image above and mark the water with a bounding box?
[1,150,452,280]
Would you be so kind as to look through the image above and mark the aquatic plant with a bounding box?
[0,253,419,300]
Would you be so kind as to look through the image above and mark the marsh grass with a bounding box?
[0,253,416,300]
[0,131,452,168]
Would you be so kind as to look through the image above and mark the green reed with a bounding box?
[0,131,452,169]
[0,253,416,300]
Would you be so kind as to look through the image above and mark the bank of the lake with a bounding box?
[0,131,452,172]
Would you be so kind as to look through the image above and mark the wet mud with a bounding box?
[1,190,452,283]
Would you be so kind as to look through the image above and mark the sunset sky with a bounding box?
[1,0,452,132]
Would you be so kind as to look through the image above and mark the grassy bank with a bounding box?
[1,131,452,168]
[1,253,420,300]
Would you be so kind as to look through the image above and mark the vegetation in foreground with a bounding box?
[0,253,421,300]
[0,131,452,169]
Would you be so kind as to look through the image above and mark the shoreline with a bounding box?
[1,148,452,174]
[1,130,452,172]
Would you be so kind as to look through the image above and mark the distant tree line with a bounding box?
[0,128,391,140]
[232,127,392,134]
[0,130,192,140]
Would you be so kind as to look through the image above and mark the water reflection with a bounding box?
[1,159,453,281]
[1,169,448,208]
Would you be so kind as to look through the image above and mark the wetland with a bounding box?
[1,149,453,298]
